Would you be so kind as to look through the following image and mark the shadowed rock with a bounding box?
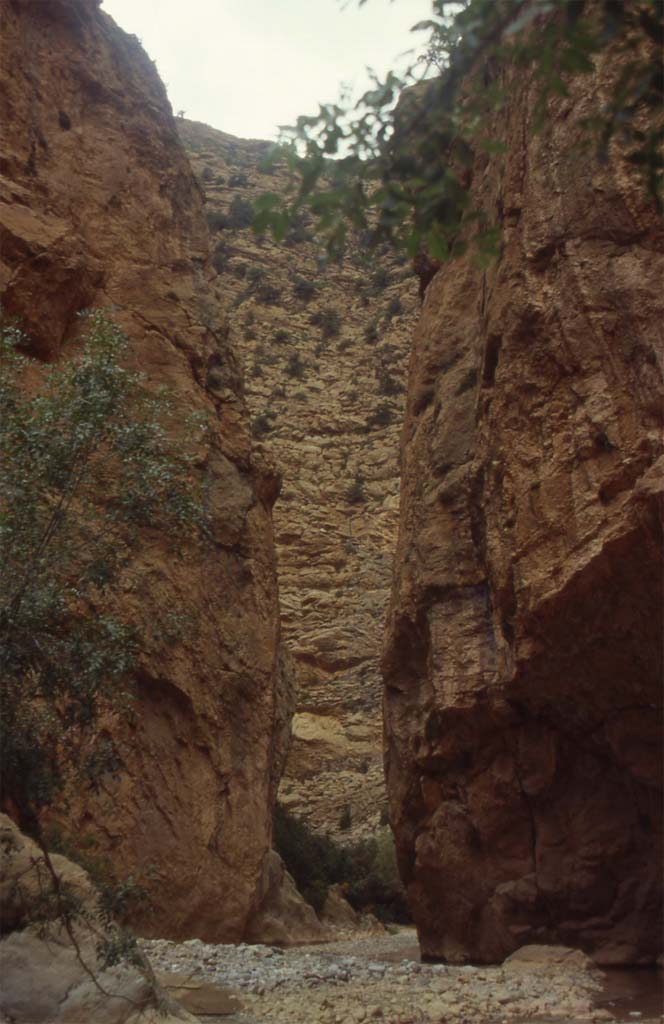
[383,44,663,965]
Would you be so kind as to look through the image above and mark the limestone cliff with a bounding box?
[383,52,663,964]
[178,119,416,839]
[0,0,291,941]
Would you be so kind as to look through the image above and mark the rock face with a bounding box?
[246,850,330,946]
[178,119,416,839]
[383,52,663,964]
[0,0,291,941]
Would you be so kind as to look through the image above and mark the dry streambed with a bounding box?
[143,931,663,1024]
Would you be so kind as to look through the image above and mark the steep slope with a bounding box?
[0,0,291,941]
[383,52,664,963]
[178,119,417,839]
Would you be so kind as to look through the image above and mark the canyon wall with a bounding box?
[0,0,291,941]
[383,52,663,964]
[178,119,416,839]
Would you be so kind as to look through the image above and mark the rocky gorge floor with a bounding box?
[143,930,664,1024]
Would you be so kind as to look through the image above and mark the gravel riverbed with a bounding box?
[141,930,663,1024]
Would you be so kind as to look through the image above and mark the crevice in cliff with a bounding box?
[481,333,502,388]
[130,308,234,400]
[135,670,196,718]
[511,751,556,936]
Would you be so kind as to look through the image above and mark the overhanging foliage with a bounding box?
[254,0,663,259]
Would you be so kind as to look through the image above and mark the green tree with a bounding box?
[0,310,208,839]
[255,0,663,257]
[273,804,410,922]
[227,195,255,229]
[310,306,343,338]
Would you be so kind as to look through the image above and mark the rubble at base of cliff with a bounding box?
[140,934,636,1024]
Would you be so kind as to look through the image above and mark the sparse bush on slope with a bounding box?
[274,803,410,922]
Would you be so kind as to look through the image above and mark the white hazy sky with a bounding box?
[101,0,434,141]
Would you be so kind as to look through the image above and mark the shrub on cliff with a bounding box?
[378,371,403,397]
[346,474,366,504]
[0,310,208,840]
[366,267,391,296]
[365,402,394,429]
[273,804,410,922]
[228,171,249,188]
[212,240,229,273]
[384,296,403,322]
[364,321,379,345]
[227,196,254,229]
[310,306,342,339]
[344,830,410,924]
[285,352,305,379]
[255,281,282,305]
[273,804,345,912]
[293,275,317,302]
[206,209,228,232]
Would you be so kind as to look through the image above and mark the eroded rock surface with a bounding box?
[383,51,663,964]
[0,0,291,941]
[178,119,417,839]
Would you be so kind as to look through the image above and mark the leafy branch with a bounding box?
[254,0,663,259]
[0,310,209,836]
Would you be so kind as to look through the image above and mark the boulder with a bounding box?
[246,850,330,946]
[156,974,244,1017]
[0,816,194,1024]
[504,945,596,972]
[320,885,362,928]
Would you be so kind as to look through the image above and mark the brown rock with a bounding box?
[0,1,292,940]
[156,974,244,1016]
[246,850,329,946]
[320,885,362,929]
[413,252,442,301]
[0,815,93,934]
[177,119,417,840]
[503,944,595,971]
[383,48,663,964]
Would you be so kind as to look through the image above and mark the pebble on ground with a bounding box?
[141,930,627,1024]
